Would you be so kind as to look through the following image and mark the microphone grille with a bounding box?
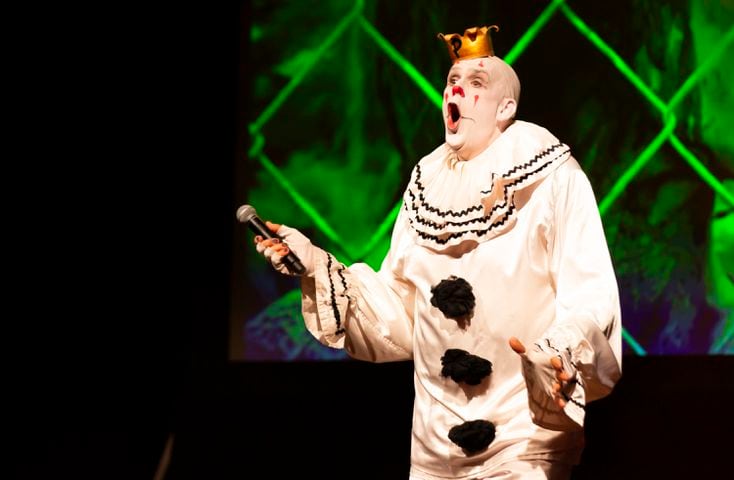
[236,204,257,223]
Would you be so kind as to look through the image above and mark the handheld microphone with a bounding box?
[236,204,307,275]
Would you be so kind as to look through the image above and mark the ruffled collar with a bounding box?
[403,120,571,250]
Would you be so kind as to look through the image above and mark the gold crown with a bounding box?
[437,25,499,63]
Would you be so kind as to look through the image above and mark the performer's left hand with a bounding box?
[509,337,572,408]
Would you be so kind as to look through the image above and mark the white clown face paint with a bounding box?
[442,57,518,160]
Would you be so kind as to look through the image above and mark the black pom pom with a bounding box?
[440,349,492,385]
[448,419,496,454]
[430,276,475,319]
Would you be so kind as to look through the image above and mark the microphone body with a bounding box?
[237,204,307,275]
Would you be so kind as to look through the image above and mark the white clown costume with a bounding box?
[255,24,623,480]
[291,120,622,479]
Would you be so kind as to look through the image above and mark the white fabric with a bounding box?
[410,458,572,480]
[403,121,572,248]
[297,121,622,479]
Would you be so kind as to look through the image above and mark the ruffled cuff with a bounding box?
[301,250,350,348]
[523,316,622,431]
[521,338,585,431]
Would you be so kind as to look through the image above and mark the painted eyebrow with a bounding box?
[447,68,489,79]
[468,69,489,80]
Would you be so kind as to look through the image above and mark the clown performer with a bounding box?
[250,25,622,480]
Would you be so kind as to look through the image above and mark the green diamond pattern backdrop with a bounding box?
[234,0,734,360]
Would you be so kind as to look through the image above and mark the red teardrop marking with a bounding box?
[445,92,448,101]
[474,95,479,106]
[478,60,484,67]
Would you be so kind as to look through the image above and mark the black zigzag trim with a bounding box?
[561,389,585,409]
[409,211,512,244]
[410,164,484,217]
[335,262,348,335]
[411,213,494,229]
[410,143,567,218]
[326,254,342,333]
[408,149,567,243]
[544,339,583,385]
[498,142,565,180]
[541,340,585,409]
[479,145,569,194]
[336,263,348,293]
[406,186,504,226]
[542,339,582,381]
[545,338,560,354]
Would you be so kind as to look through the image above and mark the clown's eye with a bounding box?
[448,76,459,85]
[471,80,483,87]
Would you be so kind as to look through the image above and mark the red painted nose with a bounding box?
[452,85,465,97]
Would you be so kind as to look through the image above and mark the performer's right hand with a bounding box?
[254,222,318,277]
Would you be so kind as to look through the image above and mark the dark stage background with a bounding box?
[12,2,733,479]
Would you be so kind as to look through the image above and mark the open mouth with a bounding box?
[447,102,461,132]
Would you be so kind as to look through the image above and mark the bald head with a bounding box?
[485,56,521,107]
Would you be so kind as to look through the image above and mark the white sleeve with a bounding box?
[525,159,623,430]
[300,208,415,363]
